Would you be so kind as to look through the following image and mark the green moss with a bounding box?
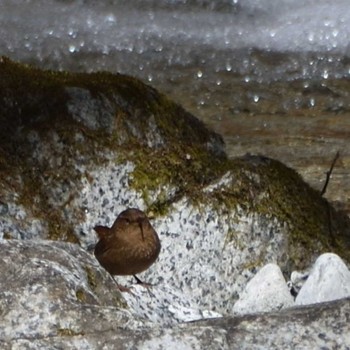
[75,288,87,303]
[2,233,12,240]
[125,146,349,269]
[121,141,227,216]
[84,266,97,290]
[244,157,348,266]
[201,155,350,268]
[16,163,80,243]
[82,267,127,309]
[123,138,350,268]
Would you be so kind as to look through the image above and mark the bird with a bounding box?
[94,208,161,286]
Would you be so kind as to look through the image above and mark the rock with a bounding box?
[233,263,294,315]
[84,195,292,319]
[1,239,350,350]
[287,269,310,297]
[0,239,147,342]
[0,56,226,244]
[198,297,350,350]
[295,253,350,305]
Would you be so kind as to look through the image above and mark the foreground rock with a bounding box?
[200,297,350,350]
[0,239,147,346]
[1,58,350,347]
[1,239,350,349]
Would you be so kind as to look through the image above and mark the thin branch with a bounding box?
[321,151,340,196]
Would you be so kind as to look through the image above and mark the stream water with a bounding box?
[1,0,350,214]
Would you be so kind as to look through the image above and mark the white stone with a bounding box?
[287,269,310,296]
[232,263,294,315]
[295,253,350,305]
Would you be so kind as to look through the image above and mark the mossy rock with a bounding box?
[0,56,225,242]
[0,56,349,270]
[0,56,225,156]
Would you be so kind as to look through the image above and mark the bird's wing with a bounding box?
[94,225,111,239]
[94,237,114,256]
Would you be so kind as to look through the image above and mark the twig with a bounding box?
[321,151,340,196]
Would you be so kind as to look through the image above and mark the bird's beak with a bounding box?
[139,221,145,241]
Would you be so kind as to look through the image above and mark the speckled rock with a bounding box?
[0,239,148,343]
[295,253,350,306]
[232,263,294,315]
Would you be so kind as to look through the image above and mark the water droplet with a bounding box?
[106,14,116,23]
[102,46,110,55]
[86,18,94,28]
[216,79,222,86]
[68,29,77,38]
[197,70,203,78]
[155,45,163,52]
[225,62,232,72]
[253,95,260,103]
[69,45,76,53]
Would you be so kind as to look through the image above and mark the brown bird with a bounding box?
[94,208,161,284]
